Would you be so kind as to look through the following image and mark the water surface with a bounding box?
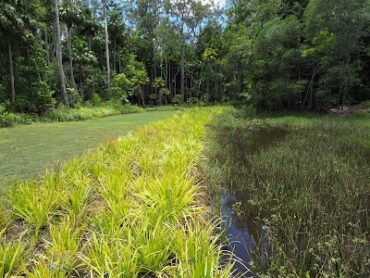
[210,125,288,276]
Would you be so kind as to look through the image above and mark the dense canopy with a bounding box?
[1,0,370,114]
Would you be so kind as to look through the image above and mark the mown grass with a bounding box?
[205,108,370,277]
[0,107,235,277]
[0,111,175,186]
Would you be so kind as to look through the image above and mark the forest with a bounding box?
[1,0,370,118]
[0,0,369,277]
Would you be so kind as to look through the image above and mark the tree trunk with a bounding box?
[55,0,69,107]
[180,37,185,103]
[88,35,92,51]
[118,54,122,73]
[67,27,77,90]
[113,35,117,73]
[103,0,111,91]
[45,29,50,68]
[7,38,16,104]
[140,86,145,106]
[45,29,52,87]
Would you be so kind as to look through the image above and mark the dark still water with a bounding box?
[208,125,288,277]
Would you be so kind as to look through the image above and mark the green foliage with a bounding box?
[45,105,116,122]
[8,180,62,230]
[89,92,102,106]
[0,105,36,127]
[0,233,24,277]
[45,219,82,274]
[2,0,370,113]
[203,48,218,63]
[0,113,17,128]
[111,73,131,101]
[66,88,81,108]
[224,0,370,111]
[35,81,56,114]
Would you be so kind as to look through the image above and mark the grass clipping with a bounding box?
[1,107,234,277]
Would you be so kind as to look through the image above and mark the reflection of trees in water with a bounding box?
[210,125,288,275]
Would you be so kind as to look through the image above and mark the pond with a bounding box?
[208,125,288,277]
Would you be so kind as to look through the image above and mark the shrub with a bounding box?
[111,73,131,102]
[66,88,81,108]
[35,81,55,114]
[0,113,17,127]
[90,93,102,106]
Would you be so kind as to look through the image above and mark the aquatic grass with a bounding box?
[206,109,370,277]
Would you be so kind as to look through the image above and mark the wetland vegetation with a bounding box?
[204,109,370,277]
[1,0,370,277]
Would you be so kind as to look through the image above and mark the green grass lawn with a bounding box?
[0,110,175,186]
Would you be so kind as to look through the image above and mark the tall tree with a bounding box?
[103,0,111,91]
[60,0,81,90]
[55,0,70,106]
[0,1,24,104]
[165,0,211,102]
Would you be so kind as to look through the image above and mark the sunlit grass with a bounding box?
[0,230,24,277]
[0,110,175,185]
[0,107,235,276]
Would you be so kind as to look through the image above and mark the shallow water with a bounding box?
[210,126,288,276]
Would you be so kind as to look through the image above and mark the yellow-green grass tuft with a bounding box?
[1,107,235,277]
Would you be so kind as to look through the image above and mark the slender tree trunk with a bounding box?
[140,86,145,106]
[45,29,50,68]
[26,46,35,99]
[55,0,69,106]
[168,62,172,95]
[67,27,77,90]
[118,54,122,73]
[113,35,117,73]
[7,38,16,104]
[88,35,92,51]
[180,36,185,102]
[103,0,111,91]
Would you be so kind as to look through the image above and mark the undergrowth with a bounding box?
[0,104,180,127]
[0,107,235,277]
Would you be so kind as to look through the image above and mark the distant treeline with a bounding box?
[1,0,370,113]
[227,0,370,111]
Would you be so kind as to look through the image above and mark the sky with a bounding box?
[201,0,227,8]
